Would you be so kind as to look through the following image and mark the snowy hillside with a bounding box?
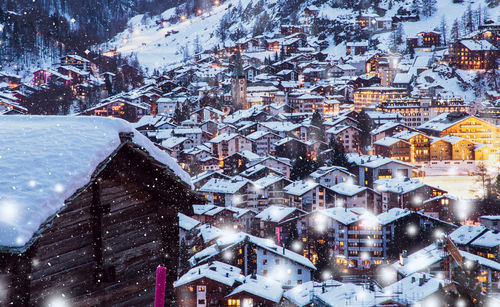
[100,0,280,73]
[101,0,500,73]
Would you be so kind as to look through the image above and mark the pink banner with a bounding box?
[155,266,167,307]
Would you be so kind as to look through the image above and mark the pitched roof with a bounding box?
[255,206,304,223]
[0,116,191,249]
[174,261,243,288]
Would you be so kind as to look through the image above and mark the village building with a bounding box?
[0,116,199,305]
[189,233,316,287]
[174,261,244,307]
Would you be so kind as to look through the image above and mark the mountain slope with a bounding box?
[101,0,500,73]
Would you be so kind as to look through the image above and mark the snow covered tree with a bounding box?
[464,4,475,34]
[181,43,190,62]
[450,19,460,42]
[216,13,231,42]
[410,0,421,15]
[193,35,202,54]
[252,11,270,37]
[230,23,247,42]
[390,23,404,52]
[486,0,499,8]
[421,0,437,17]
[440,16,447,45]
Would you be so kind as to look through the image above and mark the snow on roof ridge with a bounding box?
[0,116,192,248]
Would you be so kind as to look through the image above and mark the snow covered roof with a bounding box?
[192,204,218,215]
[178,213,200,231]
[199,178,249,194]
[325,124,359,135]
[241,164,283,178]
[174,261,244,288]
[393,73,412,84]
[417,113,472,132]
[255,206,304,223]
[253,174,289,190]
[374,136,410,147]
[227,274,283,303]
[283,280,343,307]
[460,39,498,51]
[314,283,376,307]
[284,180,320,196]
[461,250,500,271]
[275,137,308,147]
[449,225,487,246]
[209,132,241,143]
[309,165,353,179]
[191,171,229,185]
[331,182,369,197]
[0,116,191,249]
[190,232,315,270]
[470,230,500,248]
[260,121,302,132]
[196,224,223,243]
[225,150,260,162]
[161,136,189,149]
[391,243,447,276]
[377,208,413,225]
[246,130,278,141]
[347,153,414,169]
[374,177,427,195]
[383,272,444,306]
[314,208,362,225]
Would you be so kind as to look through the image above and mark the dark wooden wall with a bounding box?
[1,145,189,306]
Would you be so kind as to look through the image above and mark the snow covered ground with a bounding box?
[419,175,485,200]
[101,0,500,74]
[100,0,279,73]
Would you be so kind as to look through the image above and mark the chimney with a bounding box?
[411,276,415,283]
[399,250,408,266]
[119,132,134,143]
[419,277,424,286]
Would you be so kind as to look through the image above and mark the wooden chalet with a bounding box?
[0,116,200,306]
[79,97,150,122]
[449,39,500,70]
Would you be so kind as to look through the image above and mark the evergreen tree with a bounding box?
[290,154,317,181]
[173,102,184,123]
[193,35,202,55]
[314,242,333,280]
[486,0,499,8]
[451,19,460,42]
[328,137,351,168]
[178,238,190,276]
[440,16,447,45]
[284,222,299,251]
[421,0,437,17]
[25,84,74,115]
[357,110,373,151]
[104,74,113,96]
[311,111,325,141]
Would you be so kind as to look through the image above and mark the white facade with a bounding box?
[256,247,313,287]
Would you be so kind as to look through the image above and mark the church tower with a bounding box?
[231,49,248,110]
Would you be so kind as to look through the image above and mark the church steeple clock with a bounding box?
[231,49,248,110]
